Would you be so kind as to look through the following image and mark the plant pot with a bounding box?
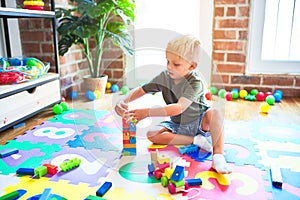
[83,74,108,95]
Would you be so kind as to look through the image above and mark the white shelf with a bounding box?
[0,7,55,18]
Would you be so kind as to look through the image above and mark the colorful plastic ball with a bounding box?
[53,104,63,114]
[239,89,248,98]
[69,91,78,100]
[273,92,282,102]
[61,96,66,102]
[110,84,119,93]
[250,89,259,96]
[274,90,283,96]
[218,89,226,98]
[231,90,239,99]
[60,102,69,111]
[266,95,275,105]
[256,92,265,101]
[205,92,212,100]
[106,82,112,89]
[121,86,130,95]
[85,90,96,101]
[231,88,239,92]
[260,102,271,113]
[94,90,102,99]
[264,92,272,99]
[225,92,232,101]
[209,86,218,95]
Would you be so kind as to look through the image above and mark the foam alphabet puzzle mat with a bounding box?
[1,109,300,199]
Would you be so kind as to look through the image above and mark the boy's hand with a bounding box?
[128,108,149,123]
[115,100,128,117]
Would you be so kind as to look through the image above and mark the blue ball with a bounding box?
[273,92,282,102]
[85,90,96,101]
[274,90,283,96]
[111,84,119,93]
[69,91,78,99]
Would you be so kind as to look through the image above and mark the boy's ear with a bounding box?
[190,62,197,70]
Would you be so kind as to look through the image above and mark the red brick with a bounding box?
[226,7,236,16]
[239,6,250,17]
[216,64,245,73]
[218,19,249,28]
[296,77,300,86]
[227,53,246,62]
[214,7,224,17]
[239,31,248,40]
[21,31,44,41]
[214,41,244,51]
[212,74,229,84]
[22,43,40,53]
[263,76,294,86]
[231,75,261,84]
[41,43,54,53]
[104,61,123,70]
[215,0,247,4]
[213,52,225,61]
[214,30,236,40]
[102,50,123,59]
[112,70,124,79]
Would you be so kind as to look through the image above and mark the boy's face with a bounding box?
[166,51,196,82]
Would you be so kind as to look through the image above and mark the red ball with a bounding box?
[256,92,265,101]
[205,92,212,100]
[264,92,272,99]
[61,96,66,102]
[225,92,232,101]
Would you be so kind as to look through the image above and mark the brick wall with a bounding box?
[212,0,300,97]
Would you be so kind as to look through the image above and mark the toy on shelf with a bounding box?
[121,86,130,95]
[122,119,137,156]
[23,0,45,10]
[0,57,50,84]
[69,91,79,100]
[259,102,271,113]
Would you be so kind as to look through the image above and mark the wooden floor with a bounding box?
[1,94,300,145]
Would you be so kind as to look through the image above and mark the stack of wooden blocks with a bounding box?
[122,119,137,156]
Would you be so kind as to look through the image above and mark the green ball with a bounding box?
[266,95,275,105]
[60,102,69,111]
[53,104,63,114]
[210,86,218,95]
[121,86,130,95]
[218,89,226,98]
[250,89,259,96]
[231,91,239,99]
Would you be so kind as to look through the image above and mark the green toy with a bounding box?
[60,157,81,172]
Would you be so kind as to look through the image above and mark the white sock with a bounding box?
[212,154,232,174]
[193,135,212,152]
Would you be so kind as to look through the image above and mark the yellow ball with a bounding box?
[106,82,112,89]
[94,90,101,99]
[239,89,248,98]
[260,102,270,113]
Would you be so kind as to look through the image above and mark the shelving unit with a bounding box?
[0,0,61,132]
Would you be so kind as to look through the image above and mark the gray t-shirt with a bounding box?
[142,70,210,124]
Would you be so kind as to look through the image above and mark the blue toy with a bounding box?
[96,181,112,197]
[273,92,282,102]
[110,84,119,93]
[0,148,19,158]
[85,90,96,101]
[69,91,78,100]
[178,144,199,155]
[16,168,35,175]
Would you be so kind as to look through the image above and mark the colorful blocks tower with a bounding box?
[122,119,137,156]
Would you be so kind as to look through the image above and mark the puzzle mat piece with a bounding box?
[0,140,61,175]
[0,174,20,196]
[43,147,120,186]
[224,120,255,139]
[16,121,89,145]
[184,157,272,200]
[75,126,122,151]
[254,140,300,172]
[3,176,98,200]
[49,109,115,127]
[249,121,300,144]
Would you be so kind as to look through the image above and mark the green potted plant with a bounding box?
[55,0,135,93]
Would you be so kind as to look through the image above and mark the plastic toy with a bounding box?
[34,165,48,178]
[110,84,119,93]
[178,144,199,155]
[260,102,270,113]
[39,188,52,200]
[209,86,218,95]
[205,92,212,100]
[106,82,112,90]
[60,102,69,111]
[256,92,265,101]
[69,91,78,100]
[0,148,19,158]
[239,89,248,98]
[60,157,81,172]
[52,104,63,114]
[264,91,272,99]
[85,90,96,101]
[23,0,45,10]
[85,195,107,200]
[16,168,35,175]
[43,164,58,175]
[0,191,20,200]
[266,95,275,105]
[225,92,232,101]
[218,89,226,98]
[273,92,282,102]
[121,86,130,95]
[94,90,102,99]
[231,90,239,99]
[122,119,137,156]
[96,181,112,197]
[250,89,259,96]
[245,94,256,101]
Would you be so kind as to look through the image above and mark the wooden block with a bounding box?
[270,164,283,188]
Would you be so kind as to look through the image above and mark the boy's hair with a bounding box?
[166,35,201,65]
